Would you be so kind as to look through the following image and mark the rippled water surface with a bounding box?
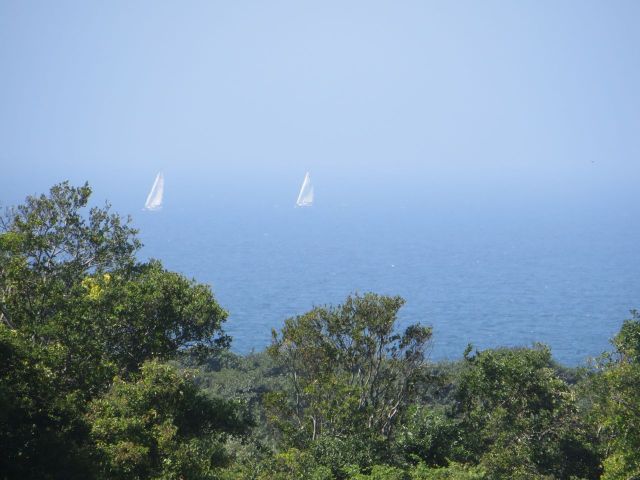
[135,202,640,366]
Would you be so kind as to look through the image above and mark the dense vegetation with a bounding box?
[1,183,638,479]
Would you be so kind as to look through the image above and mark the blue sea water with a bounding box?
[134,199,639,366]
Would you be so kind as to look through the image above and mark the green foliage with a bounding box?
[348,464,409,480]
[409,462,486,479]
[0,183,233,479]
[80,260,230,374]
[193,350,286,419]
[87,360,249,480]
[393,405,459,468]
[310,435,391,477]
[248,447,334,480]
[194,350,289,459]
[0,324,93,479]
[0,182,228,385]
[588,312,640,479]
[268,293,432,450]
[453,345,599,479]
[0,181,139,332]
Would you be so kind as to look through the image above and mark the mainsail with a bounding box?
[144,172,164,210]
[296,172,314,207]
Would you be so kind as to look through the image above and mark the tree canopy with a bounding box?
[0,182,238,479]
[266,293,432,474]
[1,182,639,480]
[588,311,640,480]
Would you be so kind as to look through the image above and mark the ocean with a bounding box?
[134,198,639,366]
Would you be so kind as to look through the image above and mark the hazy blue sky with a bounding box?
[1,0,639,213]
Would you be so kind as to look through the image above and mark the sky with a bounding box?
[1,0,639,214]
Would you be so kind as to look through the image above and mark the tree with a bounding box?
[0,324,93,479]
[0,181,139,333]
[452,346,600,479]
[409,462,486,480]
[267,293,432,470]
[79,260,230,375]
[589,311,640,480]
[87,360,250,480]
[393,405,459,469]
[236,448,333,480]
[0,182,233,477]
[347,464,408,480]
[0,182,229,389]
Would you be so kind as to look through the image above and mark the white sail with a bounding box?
[296,172,314,207]
[144,172,164,210]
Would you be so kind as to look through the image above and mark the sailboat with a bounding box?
[296,172,314,207]
[144,172,164,211]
